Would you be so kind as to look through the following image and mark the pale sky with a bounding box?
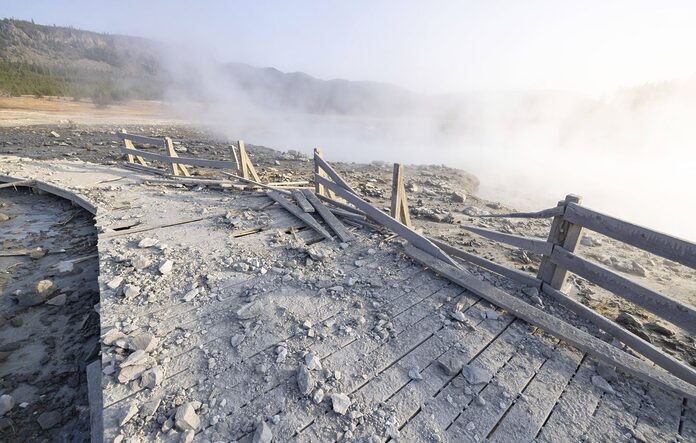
[3,0,696,95]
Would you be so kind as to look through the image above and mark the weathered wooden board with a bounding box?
[266,191,332,240]
[117,132,167,147]
[0,175,98,215]
[550,247,696,334]
[292,189,314,212]
[472,206,565,219]
[541,284,696,386]
[302,190,353,242]
[564,202,696,270]
[461,225,553,255]
[316,175,458,266]
[403,244,696,401]
[313,153,357,194]
[119,147,237,169]
[429,237,542,288]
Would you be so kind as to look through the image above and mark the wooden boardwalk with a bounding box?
[0,156,692,443]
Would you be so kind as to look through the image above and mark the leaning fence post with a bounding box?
[314,148,335,199]
[390,163,412,227]
[537,194,583,290]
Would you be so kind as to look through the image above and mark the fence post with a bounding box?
[390,163,412,227]
[164,137,190,177]
[537,194,583,290]
[314,148,335,199]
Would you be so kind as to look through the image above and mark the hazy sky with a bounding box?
[3,0,696,94]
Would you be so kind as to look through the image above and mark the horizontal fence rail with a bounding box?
[461,225,553,255]
[564,202,696,270]
[550,247,696,334]
[119,147,237,169]
[116,132,166,148]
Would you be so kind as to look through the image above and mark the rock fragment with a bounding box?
[408,367,423,380]
[46,294,67,306]
[129,332,159,352]
[138,238,158,248]
[237,300,264,319]
[119,402,138,426]
[141,366,164,389]
[462,365,490,385]
[0,213,9,222]
[591,375,615,394]
[158,260,173,274]
[331,393,351,415]
[312,388,325,404]
[297,366,314,395]
[37,410,61,430]
[253,421,273,443]
[0,395,13,416]
[107,276,124,290]
[175,402,200,431]
[121,350,150,368]
[123,284,140,299]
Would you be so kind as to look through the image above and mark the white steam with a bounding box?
[159,48,696,241]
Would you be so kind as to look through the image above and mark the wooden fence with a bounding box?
[111,133,696,399]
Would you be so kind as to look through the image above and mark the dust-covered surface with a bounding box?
[0,186,100,441]
[2,155,696,443]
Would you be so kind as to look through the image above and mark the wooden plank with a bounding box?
[488,346,584,442]
[550,247,696,335]
[123,139,147,166]
[302,190,353,242]
[429,238,542,288]
[402,244,696,401]
[461,225,553,255]
[238,140,261,182]
[316,175,458,266]
[164,137,190,177]
[390,163,411,226]
[119,147,237,169]
[220,172,292,196]
[120,163,171,177]
[541,284,696,386]
[537,199,568,283]
[313,152,357,194]
[291,189,314,212]
[266,191,332,240]
[316,193,364,215]
[116,132,167,147]
[472,206,565,219]
[549,195,584,290]
[0,179,34,189]
[565,202,696,270]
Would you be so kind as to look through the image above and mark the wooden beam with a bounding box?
[565,202,696,270]
[220,172,292,196]
[164,137,190,177]
[123,139,147,166]
[238,140,261,182]
[316,193,364,215]
[541,284,696,387]
[550,246,696,334]
[537,196,577,284]
[266,191,333,240]
[403,244,696,401]
[116,132,166,147]
[316,174,458,266]
[302,190,353,243]
[470,206,565,219]
[292,189,315,213]
[313,152,357,194]
[118,147,236,169]
[429,237,542,288]
[549,195,584,290]
[461,225,553,255]
[313,148,335,198]
[390,163,411,226]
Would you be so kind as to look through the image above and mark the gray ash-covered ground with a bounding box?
[1,124,696,439]
[0,186,99,441]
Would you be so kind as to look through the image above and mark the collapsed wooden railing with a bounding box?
[310,152,696,400]
[113,133,696,399]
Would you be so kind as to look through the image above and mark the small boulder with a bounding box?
[252,420,273,443]
[331,393,351,415]
[591,375,615,394]
[175,402,200,431]
[158,260,174,275]
[0,395,13,416]
[297,366,314,396]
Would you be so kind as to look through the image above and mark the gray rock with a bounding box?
[331,393,351,415]
[141,366,164,389]
[46,294,67,306]
[312,388,325,404]
[121,350,150,367]
[119,402,139,426]
[107,276,124,290]
[159,260,174,274]
[138,238,158,248]
[129,332,159,352]
[237,300,264,319]
[253,421,273,443]
[297,366,314,395]
[180,430,195,443]
[439,357,464,376]
[123,284,140,299]
[451,191,467,203]
[0,395,13,416]
[591,375,615,394]
[175,402,200,431]
[616,311,642,329]
[408,367,423,380]
[305,353,322,370]
[118,365,147,383]
[0,213,9,222]
[37,410,62,430]
[462,365,491,385]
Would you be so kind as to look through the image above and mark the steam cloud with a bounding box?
[159,46,696,241]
